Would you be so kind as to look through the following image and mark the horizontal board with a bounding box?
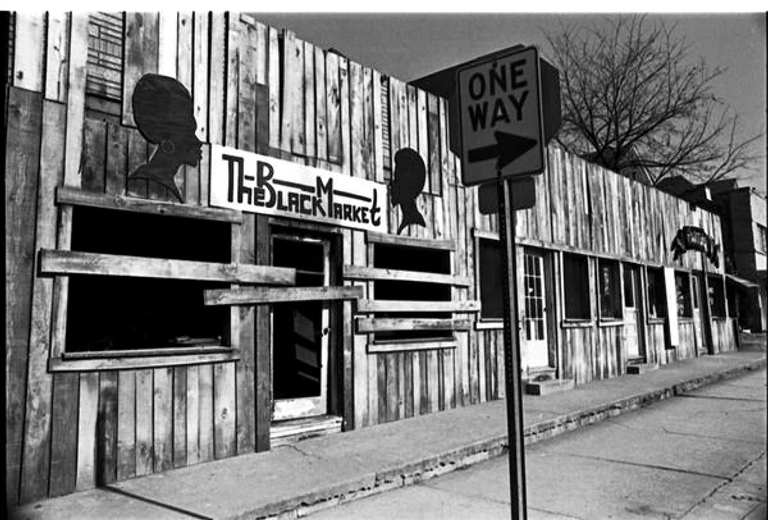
[56,187,243,223]
[39,250,296,285]
[204,286,363,306]
[343,265,471,286]
[367,341,458,353]
[356,317,472,333]
[366,231,455,251]
[357,299,481,313]
[49,351,240,372]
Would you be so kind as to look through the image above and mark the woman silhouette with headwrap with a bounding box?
[128,74,202,203]
[391,148,427,235]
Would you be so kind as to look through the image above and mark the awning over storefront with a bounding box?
[725,273,761,289]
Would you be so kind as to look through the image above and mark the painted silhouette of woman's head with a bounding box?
[391,148,426,235]
[128,74,202,203]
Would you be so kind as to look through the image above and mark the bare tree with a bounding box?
[543,15,763,186]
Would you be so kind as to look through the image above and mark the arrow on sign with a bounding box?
[467,131,538,170]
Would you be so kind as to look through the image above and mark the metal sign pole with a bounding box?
[497,176,528,520]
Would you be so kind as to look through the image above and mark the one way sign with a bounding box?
[457,46,544,186]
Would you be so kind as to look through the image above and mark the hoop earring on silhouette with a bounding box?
[160,139,176,155]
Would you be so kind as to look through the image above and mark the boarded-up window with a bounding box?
[598,259,621,319]
[675,272,692,318]
[708,275,726,317]
[647,268,666,318]
[86,12,123,100]
[66,207,231,353]
[373,243,451,342]
[563,253,590,320]
[478,238,503,320]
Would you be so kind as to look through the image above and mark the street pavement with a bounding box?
[11,351,766,520]
[309,368,767,520]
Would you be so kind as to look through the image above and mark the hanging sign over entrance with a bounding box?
[671,226,720,268]
[210,144,388,233]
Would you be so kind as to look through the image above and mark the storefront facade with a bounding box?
[5,12,739,506]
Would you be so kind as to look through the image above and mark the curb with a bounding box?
[260,358,767,520]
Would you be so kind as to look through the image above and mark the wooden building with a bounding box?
[5,12,740,506]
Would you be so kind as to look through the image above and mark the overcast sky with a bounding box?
[254,12,766,195]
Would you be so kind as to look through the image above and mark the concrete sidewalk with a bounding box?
[11,351,766,520]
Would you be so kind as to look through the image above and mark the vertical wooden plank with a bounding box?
[397,353,406,420]
[224,15,239,147]
[198,364,215,462]
[173,367,187,468]
[372,69,385,183]
[377,356,388,424]
[122,12,159,127]
[477,332,487,403]
[157,12,178,76]
[412,351,422,417]
[105,122,128,196]
[81,118,107,193]
[135,370,154,477]
[352,232,368,429]
[117,371,136,481]
[419,351,429,414]
[428,350,440,412]
[176,13,193,93]
[315,47,328,163]
[214,363,237,459]
[350,60,365,178]
[193,12,209,142]
[254,215,271,451]
[209,13,226,145]
[48,374,79,497]
[268,26,281,151]
[403,352,414,419]
[280,30,298,155]
[75,373,99,491]
[5,89,41,504]
[13,13,45,91]
[443,349,455,410]
[126,128,149,198]
[386,355,399,422]
[186,366,200,465]
[153,367,173,473]
[45,13,70,101]
[304,41,316,161]
[339,56,351,175]
[325,51,341,164]
[97,372,118,486]
[362,66,375,180]
[417,88,430,191]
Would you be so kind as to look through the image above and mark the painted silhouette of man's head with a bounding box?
[128,74,202,202]
[391,148,426,235]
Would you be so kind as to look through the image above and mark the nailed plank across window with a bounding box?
[357,300,480,313]
[204,286,362,306]
[343,265,471,286]
[356,317,472,333]
[56,186,243,224]
[40,250,296,285]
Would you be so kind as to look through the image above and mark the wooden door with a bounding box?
[523,251,549,369]
[623,264,642,360]
[271,235,331,421]
[692,273,706,355]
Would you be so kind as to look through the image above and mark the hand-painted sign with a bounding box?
[391,148,427,235]
[210,145,387,233]
[671,226,720,267]
[457,46,544,186]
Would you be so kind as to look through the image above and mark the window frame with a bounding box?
[708,275,727,318]
[562,252,592,323]
[646,267,667,321]
[597,258,622,321]
[476,236,504,324]
[675,271,693,319]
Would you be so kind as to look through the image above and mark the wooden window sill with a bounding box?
[366,340,457,354]
[50,348,240,372]
[475,320,504,330]
[562,320,593,328]
[647,318,666,325]
[598,319,624,327]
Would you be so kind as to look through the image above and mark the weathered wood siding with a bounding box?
[5,12,733,506]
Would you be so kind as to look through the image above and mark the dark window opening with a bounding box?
[708,276,726,318]
[675,272,692,318]
[479,239,503,320]
[647,268,666,318]
[726,282,739,318]
[598,260,621,319]
[563,253,590,320]
[623,266,635,308]
[66,207,231,353]
[373,243,452,342]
